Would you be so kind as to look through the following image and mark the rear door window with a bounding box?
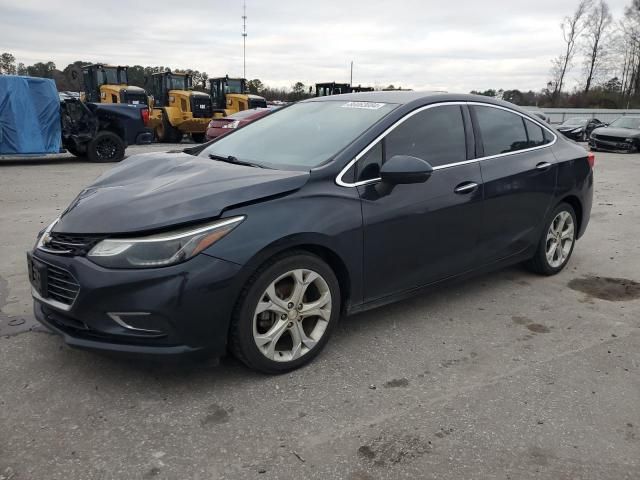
[473,106,529,156]
[523,118,549,147]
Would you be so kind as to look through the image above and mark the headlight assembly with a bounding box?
[88,216,245,269]
[35,217,60,249]
[570,127,583,134]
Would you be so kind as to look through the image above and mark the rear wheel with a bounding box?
[525,203,577,275]
[86,131,125,163]
[229,252,340,373]
[191,132,206,143]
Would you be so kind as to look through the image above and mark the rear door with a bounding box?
[356,104,484,302]
[470,104,557,263]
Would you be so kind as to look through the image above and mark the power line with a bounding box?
[242,0,247,79]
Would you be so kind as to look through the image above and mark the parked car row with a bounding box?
[552,115,640,153]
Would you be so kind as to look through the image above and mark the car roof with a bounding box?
[304,91,531,112]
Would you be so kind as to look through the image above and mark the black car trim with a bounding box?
[335,101,558,188]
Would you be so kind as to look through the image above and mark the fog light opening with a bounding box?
[107,312,163,334]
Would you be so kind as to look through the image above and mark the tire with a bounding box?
[86,131,125,163]
[525,202,577,276]
[191,132,206,143]
[229,252,341,374]
[156,112,183,143]
[66,143,86,158]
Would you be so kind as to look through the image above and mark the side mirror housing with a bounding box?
[380,155,433,185]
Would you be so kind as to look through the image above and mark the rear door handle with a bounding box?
[536,162,552,171]
[454,182,478,194]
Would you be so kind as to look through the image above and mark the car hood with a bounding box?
[54,152,309,234]
[592,127,640,137]
[558,125,583,131]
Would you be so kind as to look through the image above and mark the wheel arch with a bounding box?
[227,235,355,318]
[558,195,583,234]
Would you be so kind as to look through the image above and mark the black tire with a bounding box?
[229,251,341,374]
[66,143,86,158]
[191,132,206,143]
[86,131,125,163]
[156,112,183,143]
[525,202,577,276]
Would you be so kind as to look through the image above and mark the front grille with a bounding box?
[592,134,628,142]
[43,263,80,306]
[44,232,103,256]
[191,96,213,118]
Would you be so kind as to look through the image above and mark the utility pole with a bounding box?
[242,0,247,79]
[350,61,353,85]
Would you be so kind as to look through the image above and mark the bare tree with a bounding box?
[551,0,592,102]
[583,0,613,93]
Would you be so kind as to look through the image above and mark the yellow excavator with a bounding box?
[82,64,148,105]
[209,76,267,118]
[147,71,212,143]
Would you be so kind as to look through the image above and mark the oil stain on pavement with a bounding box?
[568,276,640,301]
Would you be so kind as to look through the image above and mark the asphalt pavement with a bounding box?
[0,145,638,480]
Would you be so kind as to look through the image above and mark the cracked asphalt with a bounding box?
[1,146,639,479]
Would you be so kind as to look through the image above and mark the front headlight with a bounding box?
[571,127,583,133]
[35,217,60,249]
[88,216,245,269]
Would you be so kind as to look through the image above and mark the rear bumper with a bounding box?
[30,250,243,357]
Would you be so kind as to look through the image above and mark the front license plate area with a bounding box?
[27,253,48,297]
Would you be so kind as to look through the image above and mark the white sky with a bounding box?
[0,0,631,92]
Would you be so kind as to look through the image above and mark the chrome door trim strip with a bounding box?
[335,101,558,188]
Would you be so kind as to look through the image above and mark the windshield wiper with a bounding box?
[208,154,266,169]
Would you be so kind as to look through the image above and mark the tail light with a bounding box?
[222,120,240,129]
[140,107,150,126]
[587,151,595,169]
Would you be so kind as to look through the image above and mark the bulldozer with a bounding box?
[209,76,267,117]
[82,64,149,105]
[147,71,213,143]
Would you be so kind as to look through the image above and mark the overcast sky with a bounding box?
[0,0,631,92]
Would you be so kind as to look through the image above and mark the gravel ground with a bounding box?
[0,146,639,480]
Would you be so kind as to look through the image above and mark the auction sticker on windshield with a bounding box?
[341,102,387,110]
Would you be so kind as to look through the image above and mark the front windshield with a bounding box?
[562,117,588,127]
[226,79,244,93]
[102,68,119,85]
[200,100,397,169]
[167,75,188,90]
[608,117,640,129]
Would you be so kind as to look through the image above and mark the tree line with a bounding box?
[473,0,640,108]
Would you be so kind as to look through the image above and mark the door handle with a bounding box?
[454,182,478,194]
[536,162,552,171]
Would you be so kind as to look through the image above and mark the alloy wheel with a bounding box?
[545,211,575,268]
[252,269,332,362]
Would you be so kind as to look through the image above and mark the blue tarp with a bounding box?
[0,75,61,154]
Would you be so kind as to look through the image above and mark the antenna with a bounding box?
[242,0,247,79]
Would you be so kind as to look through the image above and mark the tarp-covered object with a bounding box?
[0,75,61,154]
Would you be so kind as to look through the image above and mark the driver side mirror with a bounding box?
[380,155,433,185]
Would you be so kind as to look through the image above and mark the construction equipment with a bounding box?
[82,64,149,105]
[209,76,267,117]
[147,71,213,143]
[315,82,374,97]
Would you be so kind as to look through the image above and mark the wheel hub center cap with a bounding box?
[287,310,298,320]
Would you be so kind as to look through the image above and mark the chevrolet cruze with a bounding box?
[28,92,594,373]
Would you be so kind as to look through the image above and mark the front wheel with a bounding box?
[525,203,577,275]
[86,131,125,163]
[229,252,340,373]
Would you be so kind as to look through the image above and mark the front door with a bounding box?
[356,104,484,302]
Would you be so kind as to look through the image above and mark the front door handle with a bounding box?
[536,162,552,171]
[454,182,478,194]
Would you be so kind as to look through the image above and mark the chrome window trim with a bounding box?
[335,101,558,188]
